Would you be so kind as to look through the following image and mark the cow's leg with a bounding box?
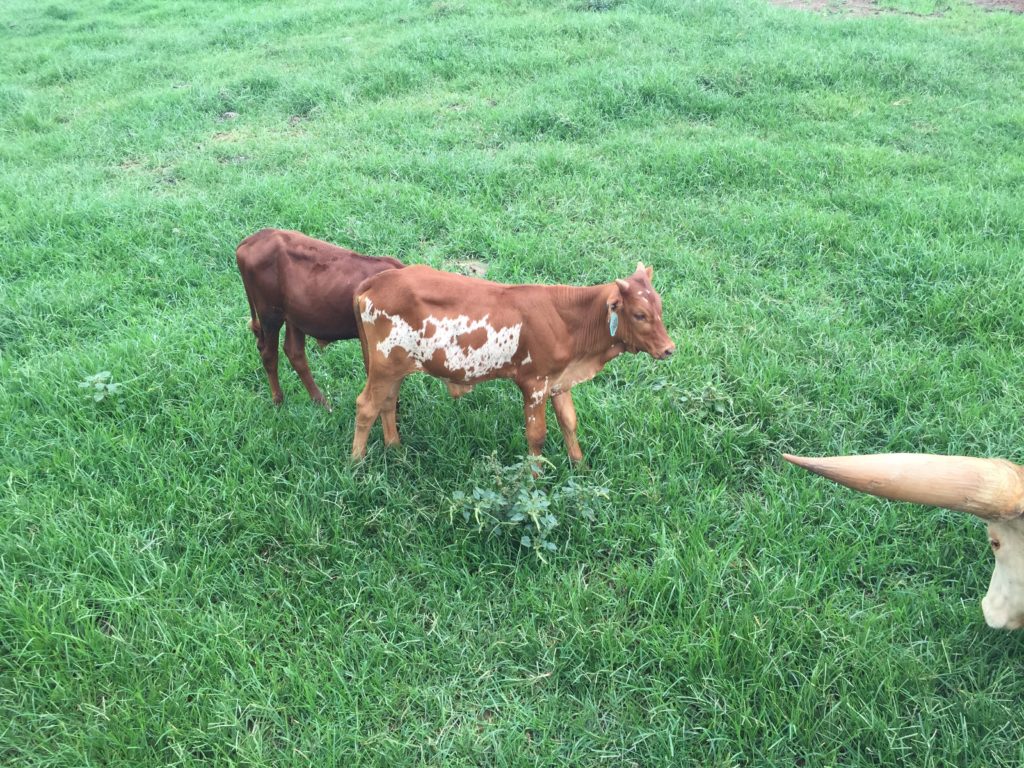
[352,376,396,460]
[380,379,404,447]
[520,386,548,459]
[446,382,475,398]
[551,390,583,464]
[283,323,330,410]
[257,318,284,405]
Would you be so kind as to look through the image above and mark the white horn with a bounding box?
[783,453,1024,521]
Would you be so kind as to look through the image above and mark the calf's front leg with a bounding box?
[521,386,548,458]
[551,390,583,464]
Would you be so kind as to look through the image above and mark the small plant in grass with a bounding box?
[449,454,609,561]
[676,383,733,419]
[78,371,121,401]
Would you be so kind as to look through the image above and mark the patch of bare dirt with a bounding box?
[768,0,888,14]
[768,0,1022,13]
[447,259,488,278]
[971,0,1024,11]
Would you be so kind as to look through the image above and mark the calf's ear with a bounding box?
[634,261,654,280]
[608,284,623,311]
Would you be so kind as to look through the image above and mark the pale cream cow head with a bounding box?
[784,453,1024,630]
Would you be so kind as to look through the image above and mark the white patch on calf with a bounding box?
[360,298,377,324]
[369,306,522,380]
[530,377,549,405]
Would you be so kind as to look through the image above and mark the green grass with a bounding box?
[2,0,1024,764]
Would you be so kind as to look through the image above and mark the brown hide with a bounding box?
[236,229,403,409]
[351,263,674,462]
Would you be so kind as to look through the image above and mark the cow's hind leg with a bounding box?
[256,317,284,405]
[352,376,398,460]
[551,390,583,464]
[283,323,330,410]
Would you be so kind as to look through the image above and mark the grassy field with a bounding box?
[3,0,1024,764]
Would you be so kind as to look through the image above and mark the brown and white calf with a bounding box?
[785,453,1024,630]
[236,229,403,410]
[350,262,675,462]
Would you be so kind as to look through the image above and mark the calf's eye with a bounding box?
[991,539,1001,551]
[633,313,646,321]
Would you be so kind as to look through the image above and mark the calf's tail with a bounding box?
[247,301,262,338]
[236,249,263,340]
[353,293,370,375]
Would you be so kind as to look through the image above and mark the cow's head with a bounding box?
[784,453,1024,630]
[609,262,675,360]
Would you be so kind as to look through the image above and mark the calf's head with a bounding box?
[784,453,1024,630]
[609,262,675,360]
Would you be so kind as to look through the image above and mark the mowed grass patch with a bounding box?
[2,0,1024,765]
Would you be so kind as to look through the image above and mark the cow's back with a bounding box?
[238,228,404,342]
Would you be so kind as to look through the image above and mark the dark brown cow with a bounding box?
[236,229,403,410]
[350,262,674,461]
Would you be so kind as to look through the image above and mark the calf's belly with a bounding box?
[288,308,358,342]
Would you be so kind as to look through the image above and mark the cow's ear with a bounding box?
[645,265,653,280]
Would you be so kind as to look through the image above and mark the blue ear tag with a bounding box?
[609,310,618,337]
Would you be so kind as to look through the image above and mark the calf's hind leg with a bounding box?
[283,323,330,410]
[352,376,400,460]
[380,379,404,447]
[255,317,284,405]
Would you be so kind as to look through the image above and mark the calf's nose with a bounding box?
[660,345,675,360]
